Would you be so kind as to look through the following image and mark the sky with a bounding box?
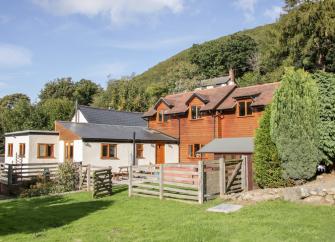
[0,0,284,101]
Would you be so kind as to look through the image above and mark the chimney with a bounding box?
[228,68,235,85]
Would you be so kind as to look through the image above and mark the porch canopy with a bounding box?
[197,137,254,154]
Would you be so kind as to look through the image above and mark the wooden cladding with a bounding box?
[136,144,144,158]
[101,144,117,159]
[37,144,55,159]
[19,143,26,157]
[7,143,13,157]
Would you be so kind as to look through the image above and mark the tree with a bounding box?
[279,0,335,72]
[74,79,102,105]
[39,78,75,102]
[314,71,335,165]
[0,93,30,109]
[32,99,74,130]
[271,68,320,180]
[254,105,287,188]
[221,34,258,77]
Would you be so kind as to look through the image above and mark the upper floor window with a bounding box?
[101,144,117,159]
[238,101,253,117]
[19,143,26,158]
[38,144,54,159]
[191,106,202,120]
[7,143,13,157]
[157,110,169,123]
[136,144,144,158]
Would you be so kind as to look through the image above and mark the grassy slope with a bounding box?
[1,188,335,242]
[133,23,276,87]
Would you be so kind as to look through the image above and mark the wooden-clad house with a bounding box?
[143,82,279,163]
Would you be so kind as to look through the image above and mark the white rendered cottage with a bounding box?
[4,105,179,170]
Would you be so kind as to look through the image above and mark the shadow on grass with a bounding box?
[113,184,128,195]
[0,195,112,236]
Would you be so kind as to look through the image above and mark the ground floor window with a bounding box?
[7,143,13,157]
[188,144,203,158]
[101,144,117,159]
[136,144,144,158]
[19,143,26,157]
[38,144,54,158]
[65,142,74,161]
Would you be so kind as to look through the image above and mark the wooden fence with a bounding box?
[128,157,248,204]
[92,167,112,198]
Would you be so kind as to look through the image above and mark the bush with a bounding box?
[271,68,320,180]
[52,162,79,193]
[254,105,288,188]
[20,175,54,198]
[314,71,335,166]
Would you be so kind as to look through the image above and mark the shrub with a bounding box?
[20,175,54,198]
[254,105,288,188]
[52,162,79,193]
[314,71,335,166]
[271,68,320,180]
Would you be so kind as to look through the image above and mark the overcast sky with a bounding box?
[0,0,284,101]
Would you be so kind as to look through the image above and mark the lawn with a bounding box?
[1,186,335,242]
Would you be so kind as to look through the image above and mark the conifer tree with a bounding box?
[271,68,320,180]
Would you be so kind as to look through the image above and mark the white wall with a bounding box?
[71,110,88,123]
[73,140,83,162]
[165,144,179,163]
[5,134,59,164]
[81,142,159,171]
[5,136,30,164]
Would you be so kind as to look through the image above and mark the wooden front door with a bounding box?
[65,141,74,162]
[156,144,165,164]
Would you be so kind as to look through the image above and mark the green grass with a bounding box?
[1,186,335,242]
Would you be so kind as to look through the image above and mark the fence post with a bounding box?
[7,164,13,186]
[87,164,91,192]
[241,155,248,191]
[219,158,226,197]
[128,165,133,197]
[159,164,164,200]
[78,162,83,190]
[108,166,112,195]
[198,160,204,204]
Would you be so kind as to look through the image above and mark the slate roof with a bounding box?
[5,130,59,137]
[197,137,254,153]
[200,76,231,87]
[58,121,178,143]
[143,85,236,117]
[217,82,280,110]
[78,105,146,127]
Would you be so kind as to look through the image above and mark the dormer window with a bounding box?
[157,110,168,123]
[238,101,253,117]
[191,106,202,120]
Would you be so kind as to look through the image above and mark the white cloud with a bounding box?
[0,44,32,69]
[264,6,284,21]
[85,62,130,81]
[0,82,7,88]
[232,0,258,22]
[32,0,184,25]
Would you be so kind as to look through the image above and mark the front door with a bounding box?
[65,141,74,162]
[156,143,165,164]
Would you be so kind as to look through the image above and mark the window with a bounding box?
[191,106,202,120]
[238,101,253,117]
[19,143,26,157]
[188,144,203,158]
[136,144,144,158]
[101,144,117,159]
[38,144,54,158]
[7,143,13,157]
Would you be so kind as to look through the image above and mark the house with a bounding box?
[4,106,178,170]
[143,82,279,163]
[5,130,60,164]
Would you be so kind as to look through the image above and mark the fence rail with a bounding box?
[128,157,248,203]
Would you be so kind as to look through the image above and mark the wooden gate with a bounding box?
[220,157,247,195]
[92,167,112,198]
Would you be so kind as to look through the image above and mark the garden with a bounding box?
[1,187,335,242]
